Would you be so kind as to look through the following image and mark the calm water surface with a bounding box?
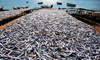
[0,0,100,10]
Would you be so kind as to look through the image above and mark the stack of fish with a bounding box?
[0,9,32,21]
[0,9,100,60]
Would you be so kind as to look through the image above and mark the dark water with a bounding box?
[0,0,100,10]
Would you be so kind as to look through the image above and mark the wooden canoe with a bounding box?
[57,2,62,5]
[41,5,53,8]
[12,6,29,10]
[38,2,43,4]
[67,3,76,7]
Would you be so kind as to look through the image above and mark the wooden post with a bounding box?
[94,16,96,29]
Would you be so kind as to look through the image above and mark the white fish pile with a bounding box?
[0,8,32,21]
[0,9,100,60]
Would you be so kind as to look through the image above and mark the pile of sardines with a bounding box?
[0,9,100,60]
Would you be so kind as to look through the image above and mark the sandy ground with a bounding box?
[91,25,100,33]
[0,19,17,29]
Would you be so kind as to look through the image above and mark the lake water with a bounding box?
[0,0,100,10]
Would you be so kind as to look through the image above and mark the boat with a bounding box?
[12,7,18,10]
[26,6,29,8]
[17,6,28,9]
[57,2,62,5]
[38,2,43,4]
[67,3,76,7]
[41,5,53,8]
[20,6,29,9]
[12,6,29,10]
[0,6,9,11]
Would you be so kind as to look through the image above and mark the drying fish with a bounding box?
[0,9,100,60]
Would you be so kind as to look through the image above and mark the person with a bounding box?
[59,7,60,10]
[51,5,53,8]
